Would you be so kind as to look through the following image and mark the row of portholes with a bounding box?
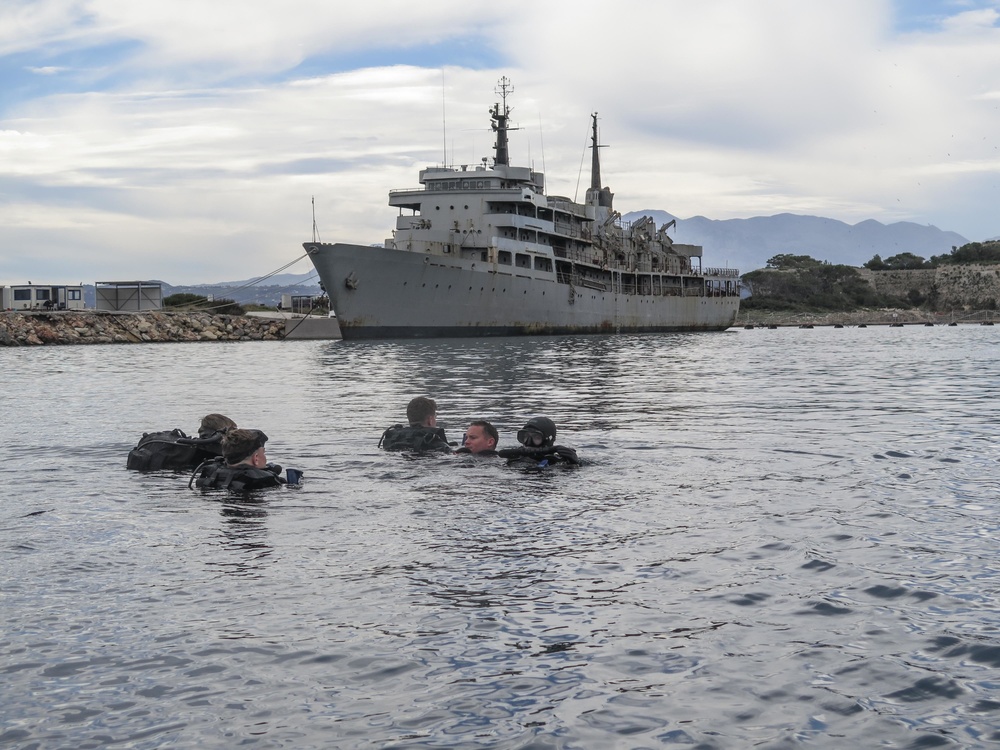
[431,181,489,190]
[579,295,731,303]
[402,280,547,296]
[436,205,471,210]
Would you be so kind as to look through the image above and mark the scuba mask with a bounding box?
[517,428,545,447]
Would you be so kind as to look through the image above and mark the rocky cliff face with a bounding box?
[859,265,1000,310]
[0,311,286,346]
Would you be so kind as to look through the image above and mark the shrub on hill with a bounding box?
[163,293,245,316]
[864,252,929,270]
[931,240,1000,266]
[743,255,905,312]
[864,241,1000,270]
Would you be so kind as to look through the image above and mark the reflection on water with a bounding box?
[211,498,272,578]
[3,328,1000,748]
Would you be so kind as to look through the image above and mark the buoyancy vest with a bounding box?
[379,424,453,453]
[194,457,286,491]
[497,445,580,467]
[127,428,224,471]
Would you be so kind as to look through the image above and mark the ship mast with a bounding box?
[588,112,613,209]
[490,77,514,167]
[590,112,603,191]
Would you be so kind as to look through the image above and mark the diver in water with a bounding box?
[454,420,500,456]
[498,417,579,467]
[127,413,237,471]
[194,428,292,491]
[379,396,454,453]
[197,413,237,444]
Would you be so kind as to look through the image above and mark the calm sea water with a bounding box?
[3,327,1000,749]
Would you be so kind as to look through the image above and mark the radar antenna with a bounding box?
[490,77,518,167]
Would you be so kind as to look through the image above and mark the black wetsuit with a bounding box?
[498,445,579,468]
[194,457,286,491]
[379,424,453,453]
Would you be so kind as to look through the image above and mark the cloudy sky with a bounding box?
[2,0,999,285]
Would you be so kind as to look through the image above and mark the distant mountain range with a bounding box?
[82,213,976,307]
[622,211,972,273]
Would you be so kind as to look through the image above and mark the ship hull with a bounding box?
[307,243,740,339]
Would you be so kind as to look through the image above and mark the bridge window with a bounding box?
[534,257,552,272]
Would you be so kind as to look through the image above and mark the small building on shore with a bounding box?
[279,293,330,314]
[95,281,163,311]
[2,284,85,311]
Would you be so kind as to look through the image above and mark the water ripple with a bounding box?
[3,329,1000,747]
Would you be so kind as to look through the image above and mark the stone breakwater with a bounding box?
[0,311,286,346]
[735,308,1000,327]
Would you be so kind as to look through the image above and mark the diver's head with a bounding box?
[406,396,437,427]
[222,428,268,466]
[517,417,556,448]
[200,413,237,439]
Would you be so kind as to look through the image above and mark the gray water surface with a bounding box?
[3,327,1000,748]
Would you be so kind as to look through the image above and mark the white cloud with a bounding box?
[0,0,87,55]
[1,0,999,284]
[78,0,491,77]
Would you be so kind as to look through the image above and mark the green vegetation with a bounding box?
[764,254,825,270]
[864,240,1000,270]
[163,293,245,316]
[936,240,1000,265]
[162,293,207,308]
[743,254,904,312]
[863,252,927,270]
[745,242,1000,313]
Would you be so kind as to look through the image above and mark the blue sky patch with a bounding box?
[892,0,1000,32]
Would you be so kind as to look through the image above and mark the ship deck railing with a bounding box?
[556,273,722,298]
[552,221,583,239]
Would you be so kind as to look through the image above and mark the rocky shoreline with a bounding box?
[0,310,286,346]
[733,308,1000,328]
[4,307,996,346]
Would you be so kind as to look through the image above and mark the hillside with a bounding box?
[742,245,1000,314]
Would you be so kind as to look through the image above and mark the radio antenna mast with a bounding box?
[441,70,448,166]
[311,196,320,242]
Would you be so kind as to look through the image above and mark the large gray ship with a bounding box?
[305,78,740,339]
